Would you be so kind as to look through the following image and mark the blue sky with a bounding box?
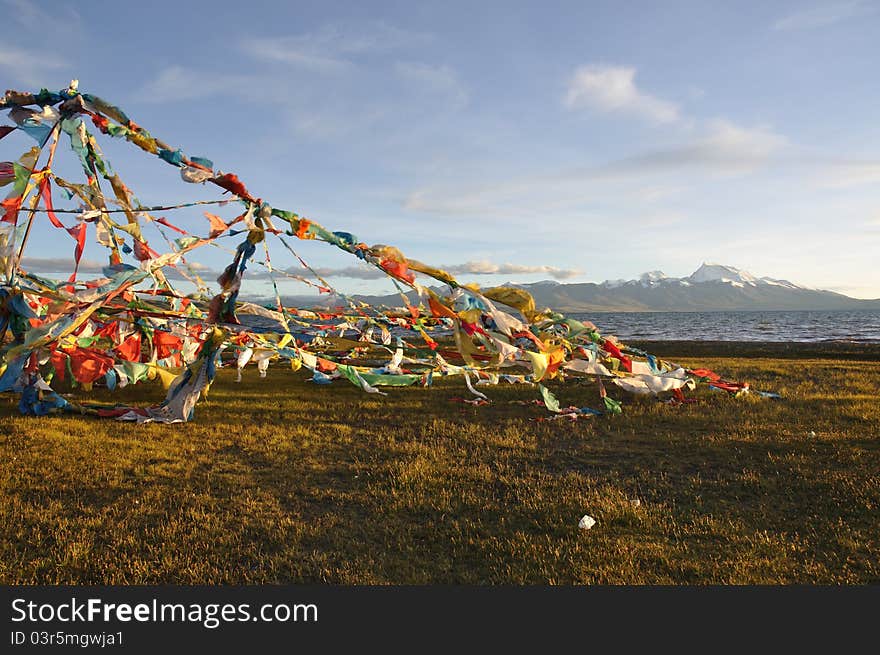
[2,0,879,299]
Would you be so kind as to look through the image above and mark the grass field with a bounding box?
[1,342,878,584]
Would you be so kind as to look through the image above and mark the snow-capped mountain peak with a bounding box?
[758,276,804,290]
[688,262,758,285]
[602,278,628,288]
[639,270,668,285]
[598,263,808,291]
[352,262,875,312]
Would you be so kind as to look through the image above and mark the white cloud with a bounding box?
[239,39,350,74]
[443,260,582,280]
[0,45,69,87]
[773,1,869,31]
[817,161,880,189]
[403,119,787,220]
[596,119,787,177]
[285,111,358,141]
[140,23,456,141]
[394,62,468,111]
[139,65,372,138]
[402,186,515,218]
[139,66,256,102]
[863,212,880,230]
[2,0,83,40]
[0,1,83,87]
[689,119,787,171]
[240,21,430,71]
[312,265,386,280]
[700,119,785,156]
[20,257,103,275]
[613,212,685,229]
[142,22,429,102]
[634,185,686,202]
[311,260,581,280]
[19,256,225,283]
[560,63,785,175]
[564,64,679,124]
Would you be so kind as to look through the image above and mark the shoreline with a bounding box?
[627,340,880,360]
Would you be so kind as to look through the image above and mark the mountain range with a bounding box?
[274,263,880,313]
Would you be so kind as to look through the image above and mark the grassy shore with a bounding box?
[1,342,878,584]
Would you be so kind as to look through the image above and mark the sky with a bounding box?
[2,0,879,299]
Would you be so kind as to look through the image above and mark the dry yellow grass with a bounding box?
[1,343,878,584]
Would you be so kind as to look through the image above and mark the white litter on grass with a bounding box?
[630,499,641,507]
[809,431,817,438]
[578,515,597,530]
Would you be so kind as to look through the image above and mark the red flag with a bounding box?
[689,368,720,381]
[68,348,116,385]
[601,338,633,373]
[428,295,457,319]
[155,216,187,234]
[90,114,110,134]
[92,322,119,341]
[50,349,68,382]
[153,331,183,362]
[66,222,87,264]
[212,173,252,200]
[203,212,228,238]
[133,239,159,262]
[379,258,415,284]
[114,334,142,362]
[294,218,311,239]
[1,196,22,223]
[39,176,65,228]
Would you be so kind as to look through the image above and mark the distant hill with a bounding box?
[271,263,880,313]
[503,263,880,312]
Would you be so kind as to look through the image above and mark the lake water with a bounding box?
[241,309,880,343]
[571,310,880,343]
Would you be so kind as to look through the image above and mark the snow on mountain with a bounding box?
[759,277,803,289]
[639,270,668,285]
[351,262,877,312]
[598,263,807,290]
[688,263,758,285]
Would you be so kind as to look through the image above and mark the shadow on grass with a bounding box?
[1,357,878,583]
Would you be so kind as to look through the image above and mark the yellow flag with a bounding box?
[523,350,549,381]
